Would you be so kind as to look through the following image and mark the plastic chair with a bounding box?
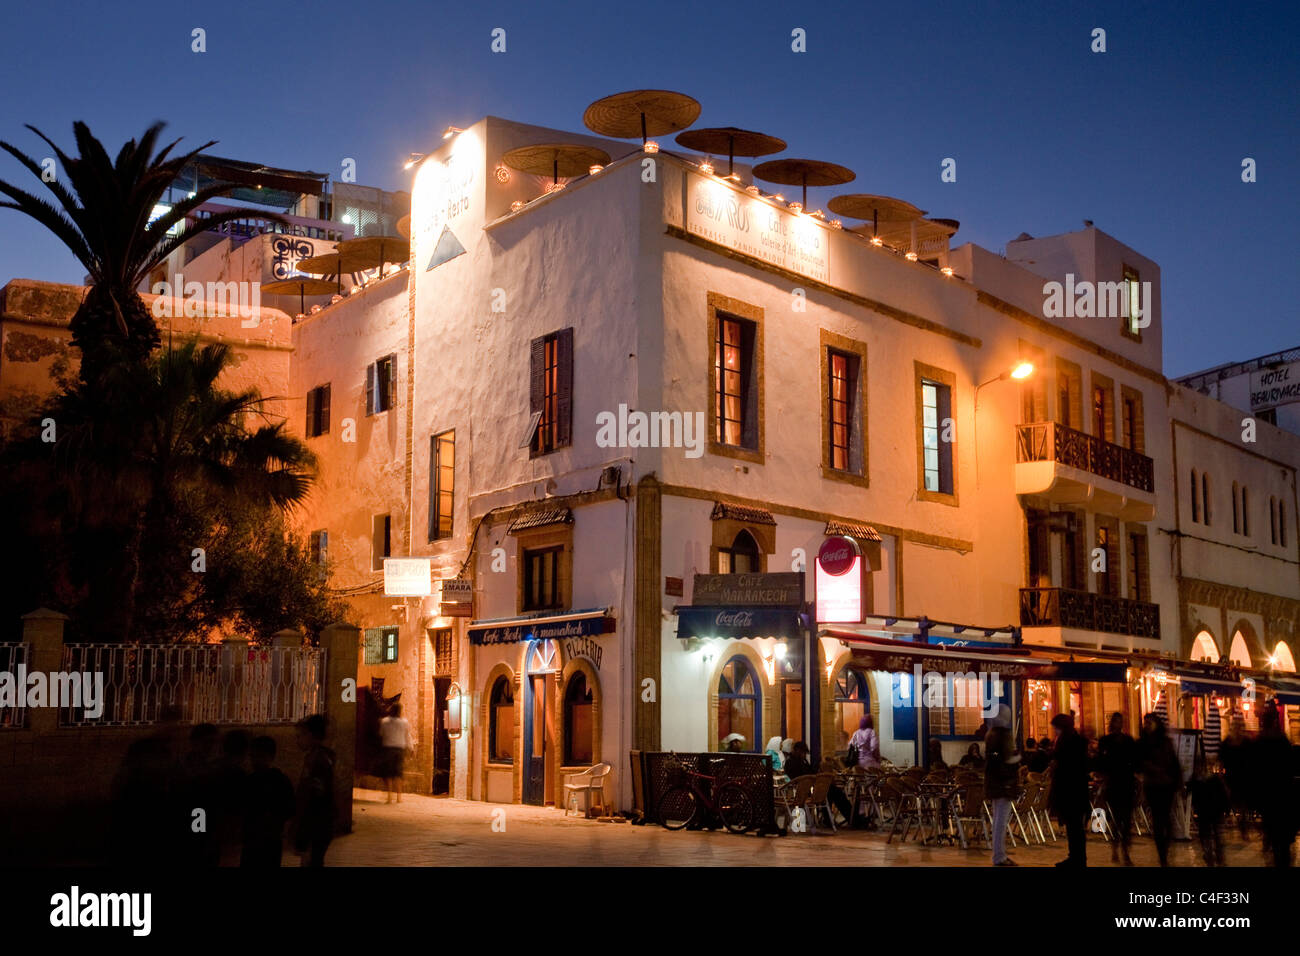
[563,762,611,817]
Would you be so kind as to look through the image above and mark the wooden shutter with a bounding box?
[306,387,318,436]
[365,363,375,416]
[386,354,398,409]
[556,327,574,448]
[363,628,383,665]
[528,335,545,453]
[428,434,437,542]
[319,384,330,434]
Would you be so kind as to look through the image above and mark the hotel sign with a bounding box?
[438,578,474,617]
[384,558,432,596]
[685,175,830,283]
[1249,362,1300,411]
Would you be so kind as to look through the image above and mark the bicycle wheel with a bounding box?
[657,785,699,830]
[716,782,755,834]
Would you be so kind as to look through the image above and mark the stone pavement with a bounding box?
[326,788,1272,867]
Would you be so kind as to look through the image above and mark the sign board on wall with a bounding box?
[384,558,432,596]
[691,572,805,607]
[1249,362,1300,410]
[438,578,474,617]
[815,536,866,623]
[684,173,830,283]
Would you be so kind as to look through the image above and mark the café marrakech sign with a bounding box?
[692,572,805,608]
[685,175,830,283]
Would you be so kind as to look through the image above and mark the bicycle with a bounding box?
[657,755,755,834]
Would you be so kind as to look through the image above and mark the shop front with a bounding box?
[469,608,615,806]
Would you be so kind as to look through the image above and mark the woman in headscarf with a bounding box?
[764,736,785,772]
[848,715,881,769]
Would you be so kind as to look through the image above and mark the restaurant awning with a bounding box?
[821,628,1129,682]
[676,606,808,641]
[467,607,615,645]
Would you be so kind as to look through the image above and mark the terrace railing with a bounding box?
[1016,421,1154,493]
[57,642,326,728]
[1019,587,1160,640]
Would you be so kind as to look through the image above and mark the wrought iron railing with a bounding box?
[0,643,29,729]
[1019,587,1160,639]
[58,643,326,727]
[1016,421,1154,493]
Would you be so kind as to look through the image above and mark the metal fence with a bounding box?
[637,751,779,835]
[0,643,29,729]
[58,643,327,727]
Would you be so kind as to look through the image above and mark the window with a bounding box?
[1232,481,1240,534]
[308,530,328,566]
[1271,496,1279,545]
[1241,486,1249,536]
[1120,387,1144,453]
[365,354,396,416]
[1092,384,1110,440]
[1258,408,1278,426]
[917,369,955,498]
[1202,473,1211,526]
[563,673,594,765]
[1095,523,1116,596]
[522,546,562,611]
[1190,469,1200,523]
[707,294,763,461]
[432,628,454,676]
[306,384,331,437]
[714,315,759,449]
[429,430,454,541]
[928,673,996,739]
[717,656,759,751]
[489,676,514,763]
[1281,500,1288,548]
[364,626,399,665]
[822,336,867,479]
[717,530,760,574]
[1055,359,1082,429]
[1122,264,1143,339]
[371,514,391,572]
[833,668,868,751]
[1127,531,1148,602]
[529,328,573,457]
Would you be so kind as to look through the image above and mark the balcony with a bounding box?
[1015,421,1156,521]
[1019,587,1160,640]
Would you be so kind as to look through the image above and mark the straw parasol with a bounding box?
[395,214,411,239]
[261,276,335,316]
[752,158,855,207]
[674,126,786,178]
[583,89,701,144]
[503,143,612,189]
[335,235,411,273]
[828,193,925,236]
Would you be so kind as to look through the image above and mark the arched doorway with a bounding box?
[1191,630,1219,663]
[832,667,869,751]
[716,654,761,751]
[522,639,559,805]
[1228,631,1253,668]
[1271,641,1296,673]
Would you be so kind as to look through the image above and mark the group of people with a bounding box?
[110,713,338,867]
[982,700,1299,868]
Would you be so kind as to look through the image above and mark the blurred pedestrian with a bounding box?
[1218,715,1252,841]
[1253,701,1298,867]
[1097,712,1137,865]
[241,736,295,867]
[1049,712,1090,867]
[379,703,413,803]
[293,714,336,867]
[1138,712,1182,867]
[1191,770,1229,866]
[985,704,1020,866]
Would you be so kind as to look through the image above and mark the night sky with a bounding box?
[0,0,1294,375]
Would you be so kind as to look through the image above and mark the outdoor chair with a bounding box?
[952,782,991,848]
[778,775,816,833]
[563,762,611,817]
[807,773,839,833]
[883,777,926,844]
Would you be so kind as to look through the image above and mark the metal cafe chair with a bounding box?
[807,773,839,833]
[883,777,926,843]
[777,776,816,833]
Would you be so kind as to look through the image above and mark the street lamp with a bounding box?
[974,360,1036,486]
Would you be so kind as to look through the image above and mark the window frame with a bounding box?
[521,545,564,612]
[529,328,573,458]
[706,292,764,464]
[306,383,331,438]
[371,513,391,572]
[429,429,455,542]
[914,361,958,505]
[716,655,761,753]
[1120,264,1144,342]
[488,675,515,764]
[366,354,396,416]
[562,672,595,766]
[819,329,869,486]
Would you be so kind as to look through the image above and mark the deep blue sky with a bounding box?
[0,1,1294,375]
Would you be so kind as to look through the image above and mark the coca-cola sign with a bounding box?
[818,536,859,576]
[715,610,755,628]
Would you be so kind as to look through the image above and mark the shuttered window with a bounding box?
[366,354,397,416]
[528,328,573,457]
[429,430,454,541]
[371,514,391,571]
[306,384,331,437]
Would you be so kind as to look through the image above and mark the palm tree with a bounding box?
[0,122,279,383]
[44,339,317,641]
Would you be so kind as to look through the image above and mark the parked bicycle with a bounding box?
[658,755,755,834]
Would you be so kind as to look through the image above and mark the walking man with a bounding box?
[985,704,1020,866]
[1049,712,1090,867]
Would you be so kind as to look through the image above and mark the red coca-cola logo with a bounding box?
[818,535,859,576]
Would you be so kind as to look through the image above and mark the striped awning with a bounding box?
[1153,689,1169,722]
[1204,698,1223,758]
